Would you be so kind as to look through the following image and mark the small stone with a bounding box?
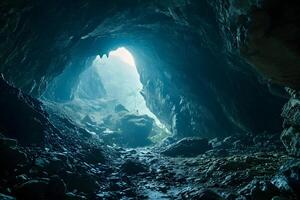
[281,127,300,157]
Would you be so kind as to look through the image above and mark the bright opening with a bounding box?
[55,47,171,147]
[109,47,135,67]
[93,47,163,127]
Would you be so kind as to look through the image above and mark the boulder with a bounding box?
[84,148,105,164]
[281,127,300,157]
[161,137,211,157]
[239,180,279,200]
[102,110,154,147]
[117,114,154,147]
[15,180,49,200]
[281,99,300,127]
[121,159,148,175]
[15,176,66,200]
[46,175,66,200]
[272,160,300,199]
[281,98,300,157]
[64,172,98,194]
[0,147,28,171]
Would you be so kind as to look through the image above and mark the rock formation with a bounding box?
[0,0,300,199]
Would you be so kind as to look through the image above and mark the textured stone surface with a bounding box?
[0,76,56,144]
[272,160,300,199]
[161,137,211,157]
[281,96,300,157]
[281,127,300,157]
[0,0,288,139]
[0,2,299,199]
[239,0,300,89]
[0,193,15,200]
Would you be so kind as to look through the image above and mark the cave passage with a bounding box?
[42,47,170,147]
[92,47,162,125]
[1,1,300,199]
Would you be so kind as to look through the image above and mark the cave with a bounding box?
[0,0,300,199]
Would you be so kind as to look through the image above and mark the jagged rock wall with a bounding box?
[281,90,300,157]
[210,0,300,89]
[132,35,284,139]
[0,0,294,138]
[0,75,57,144]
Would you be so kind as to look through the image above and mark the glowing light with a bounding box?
[109,47,135,66]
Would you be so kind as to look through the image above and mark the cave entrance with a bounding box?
[74,47,170,147]
[93,47,155,119]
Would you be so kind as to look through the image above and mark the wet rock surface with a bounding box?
[102,110,154,148]
[0,70,298,200]
[0,0,288,141]
[0,0,299,199]
[0,126,298,199]
[281,93,300,157]
[0,76,55,144]
[161,137,211,157]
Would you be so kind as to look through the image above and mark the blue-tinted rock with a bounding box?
[121,159,148,175]
[161,137,211,157]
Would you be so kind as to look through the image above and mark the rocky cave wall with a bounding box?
[1,0,299,139]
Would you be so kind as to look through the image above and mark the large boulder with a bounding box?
[15,180,49,200]
[239,180,279,200]
[64,172,98,194]
[83,147,105,164]
[281,97,300,157]
[14,176,66,200]
[117,114,154,147]
[272,160,300,199]
[103,112,154,147]
[121,159,148,175]
[281,127,300,157]
[161,137,212,157]
[46,175,66,200]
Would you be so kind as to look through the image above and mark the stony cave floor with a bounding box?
[1,0,300,199]
[0,77,300,200]
[110,144,290,200]
[1,125,299,200]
